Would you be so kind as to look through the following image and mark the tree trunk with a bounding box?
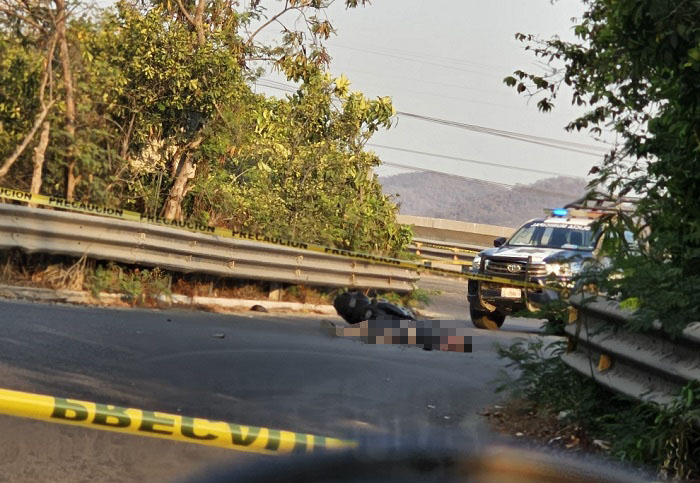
[161,137,203,220]
[162,153,197,220]
[55,0,77,200]
[120,113,136,160]
[194,0,206,46]
[31,121,51,195]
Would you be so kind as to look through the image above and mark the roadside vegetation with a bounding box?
[0,0,411,257]
[495,0,700,478]
[506,0,700,335]
[0,249,331,306]
[0,249,432,311]
[495,339,700,480]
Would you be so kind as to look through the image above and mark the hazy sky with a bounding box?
[253,0,609,187]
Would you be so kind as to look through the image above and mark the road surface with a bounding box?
[0,278,546,482]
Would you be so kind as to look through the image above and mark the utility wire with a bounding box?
[326,41,505,72]
[396,111,609,155]
[368,144,586,180]
[254,79,592,192]
[255,79,297,92]
[255,80,608,156]
[323,44,496,77]
[398,111,606,150]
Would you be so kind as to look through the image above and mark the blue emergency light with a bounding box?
[552,208,568,217]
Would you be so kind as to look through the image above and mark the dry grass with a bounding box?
[30,256,91,291]
[0,249,334,306]
[1,251,92,291]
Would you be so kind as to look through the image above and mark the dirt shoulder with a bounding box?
[481,398,604,455]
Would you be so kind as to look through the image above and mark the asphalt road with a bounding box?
[419,274,545,335]
[0,281,546,482]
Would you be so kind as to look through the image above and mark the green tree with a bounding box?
[0,0,411,257]
[131,0,375,220]
[506,0,700,332]
[189,69,411,254]
[0,0,58,194]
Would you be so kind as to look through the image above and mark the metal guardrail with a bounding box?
[0,204,419,292]
[562,294,700,406]
[406,238,486,273]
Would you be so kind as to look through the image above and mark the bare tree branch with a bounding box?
[246,5,302,47]
[173,0,195,25]
[0,4,44,31]
[38,33,57,107]
[120,112,136,160]
[0,100,55,179]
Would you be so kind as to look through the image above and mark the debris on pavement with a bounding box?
[482,399,598,455]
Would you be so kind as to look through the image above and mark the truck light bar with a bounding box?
[543,208,605,219]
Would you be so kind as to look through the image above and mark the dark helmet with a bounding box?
[333,291,373,324]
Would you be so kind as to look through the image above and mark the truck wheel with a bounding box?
[470,306,505,330]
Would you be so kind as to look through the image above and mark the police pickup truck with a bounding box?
[467,207,601,329]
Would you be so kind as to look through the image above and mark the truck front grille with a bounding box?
[484,259,547,278]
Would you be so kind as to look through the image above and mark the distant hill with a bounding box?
[381,172,588,227]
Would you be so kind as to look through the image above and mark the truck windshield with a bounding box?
[508,221,598,250]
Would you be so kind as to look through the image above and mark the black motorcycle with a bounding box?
[333,291,416,325]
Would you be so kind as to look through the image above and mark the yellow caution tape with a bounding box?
[0,387,355,454]
[414,241,480,255]
[420,258,472,266]
[0,187,549,290]
[417,264,550,290]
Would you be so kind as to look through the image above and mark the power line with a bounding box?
[257,79,517,111]
[331,66,520,98]
[324,43,498,78]
[396,111,609,156]
[249,33,505,73]
[368,144,585,180]
[326,42,506,72]
[254,80,609,157]
[255,79,297,92]
[254,79,590,188]
[397,111,607,150]
[258,78,526,114]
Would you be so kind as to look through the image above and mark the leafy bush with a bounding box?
[498,339,700,479]
[88,263,171,303]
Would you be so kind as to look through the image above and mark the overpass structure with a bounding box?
[397,215,515,273]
